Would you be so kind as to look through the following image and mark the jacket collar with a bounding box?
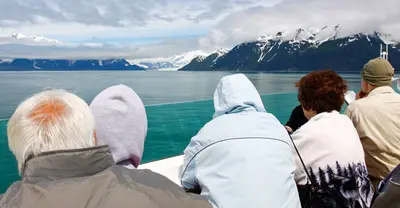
[309,110,339,122]
[368,86,395,97]
[22,145,115,179]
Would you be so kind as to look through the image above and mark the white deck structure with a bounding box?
[138,155,184,186]
[380,43,398,82]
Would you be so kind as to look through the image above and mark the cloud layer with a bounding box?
[0,0,279,27]
[0,0,400,59]
[200,0,400,50]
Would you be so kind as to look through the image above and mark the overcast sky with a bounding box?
[0,0,399,59]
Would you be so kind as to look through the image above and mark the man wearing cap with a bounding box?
[345,57,400,188]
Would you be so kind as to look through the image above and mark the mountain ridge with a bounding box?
[130,50,209,70]
[0,59,145,71]
[180,27,400,72]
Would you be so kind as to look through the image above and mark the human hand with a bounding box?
[285,126,293,134]
[356,90,367,100]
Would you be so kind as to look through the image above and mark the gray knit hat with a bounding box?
[90,84,147,169]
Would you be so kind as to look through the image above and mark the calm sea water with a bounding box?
[0,71,378,193]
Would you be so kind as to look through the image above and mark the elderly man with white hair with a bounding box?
[0,89,212,208]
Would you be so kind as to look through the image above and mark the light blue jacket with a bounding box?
[180,74,301,208]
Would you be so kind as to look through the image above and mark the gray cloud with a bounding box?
[0,0,278,27]
[200,0,400,50]
[0,36,202,60]
[1,0,400,60]
[0,44,138,60]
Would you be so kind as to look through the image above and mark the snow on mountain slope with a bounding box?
[261,24,399,48]
[284,25,341,46]
[134,63,149,69]
[231,24,399,62]
[170,50,209,68]
[129,50,209,70]
[179,48,231,71]
[180,24,400,72]
[0,59,13,63]
[212,48,230,65]
[221,25,344,65]
[0,32,63,46]
[375,32,399,45]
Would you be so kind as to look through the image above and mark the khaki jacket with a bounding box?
[0,146,212,208]
[345,86,400,181]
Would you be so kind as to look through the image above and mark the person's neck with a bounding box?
[304,110,317,120]
[366,84,382,94]
[117,158,137,168]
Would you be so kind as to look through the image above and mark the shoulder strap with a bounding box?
[377,164,400,193]
[287,131,316,187]
[384,164,400,184]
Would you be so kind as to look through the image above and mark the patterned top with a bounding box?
[292,111,373,208]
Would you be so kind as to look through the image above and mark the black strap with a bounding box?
[287,130,317,187]
[383,164,400,185]
[377,164,400,192]
[372,164,400,205]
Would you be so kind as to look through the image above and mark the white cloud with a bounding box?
[1,0,400,59]
[1,21,208,42]
[0,33,64,46]
[0,0,280,27]
[201,0,400,49]
[0,0,282,59]
[0,37,204,60]
[0,0,281,43]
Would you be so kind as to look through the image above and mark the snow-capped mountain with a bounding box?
[130,50,209,70]
[180,25,400,72]
[169,50,209,68]
[0,32,63,46]
[374,31,400,45]
[180,48,230,71]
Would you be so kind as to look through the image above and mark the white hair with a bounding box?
[7,89,96,174]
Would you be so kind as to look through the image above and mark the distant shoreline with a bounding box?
[0,70,363,73]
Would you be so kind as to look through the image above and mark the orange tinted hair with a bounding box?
[29,99,66,125]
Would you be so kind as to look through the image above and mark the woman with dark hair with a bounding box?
[285,105,308,134]
[291,70,374,208]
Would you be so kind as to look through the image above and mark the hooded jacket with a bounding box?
[0,146,212,208]
[90,84,147,169]
[180,74,301,208]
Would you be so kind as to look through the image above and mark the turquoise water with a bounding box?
[0,71,377,193]
[144,93,299,161]
[0,93,299,193]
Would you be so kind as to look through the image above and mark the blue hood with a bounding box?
[180,74,301,208]
[213,74,266,118]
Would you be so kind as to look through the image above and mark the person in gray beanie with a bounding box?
[90,84,147,169]
[345,57,400,188]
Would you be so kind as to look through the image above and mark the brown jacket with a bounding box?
[345,86,400,181]
[0,146,212,208]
